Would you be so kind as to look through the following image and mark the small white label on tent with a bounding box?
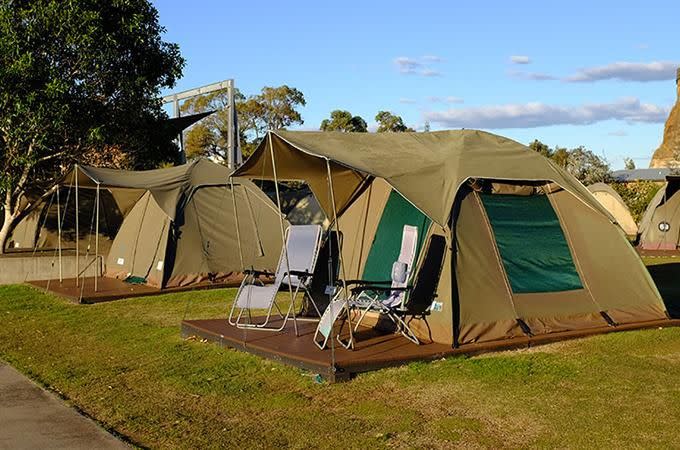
[13,242,20,248]
[117,258,125,265]
[324,285,337,295]
[156,261,164,271]
[431,301,443,312]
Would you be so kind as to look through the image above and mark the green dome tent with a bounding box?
[233,130,668,347]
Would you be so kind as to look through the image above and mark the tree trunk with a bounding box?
[0,205,18,255]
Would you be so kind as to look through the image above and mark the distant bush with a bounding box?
[610,181,662,223]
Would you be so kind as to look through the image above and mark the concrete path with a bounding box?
[0,361,127,449]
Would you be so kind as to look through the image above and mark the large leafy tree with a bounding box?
[182,85,306,160]
[529,140,610,185]
[0,0,184,252]
[375,111,414,132]
[320,110,368,132]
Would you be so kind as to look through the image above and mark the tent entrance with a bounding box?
[105,192,170,288]
[362,190,431,283]
[480,193,583,294]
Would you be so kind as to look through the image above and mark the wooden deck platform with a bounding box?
[28,277,234,304]
[181,316,680,382]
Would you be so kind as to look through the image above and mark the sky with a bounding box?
[154,0,680,170]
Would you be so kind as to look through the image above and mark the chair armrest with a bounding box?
[351,285,412,295]
[244,268,274,277]
[284,270,313,279]
[343,279,393,287]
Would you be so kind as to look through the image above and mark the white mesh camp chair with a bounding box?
[314,225,420,349]
[228,224,323,331]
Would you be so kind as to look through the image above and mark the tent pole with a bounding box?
[229,177,245,270]
[56,185,62,283]
[94,183,100,292]
[75,165,79,287]
[268,132,299,336]
[326,159,354,349]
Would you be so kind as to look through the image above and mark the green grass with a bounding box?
[0,269,679,448]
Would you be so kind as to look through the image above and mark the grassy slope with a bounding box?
[1,283,679,449]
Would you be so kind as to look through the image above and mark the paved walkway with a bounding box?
[0,361,127,449]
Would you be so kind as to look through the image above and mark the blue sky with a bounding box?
[155,0,679,169]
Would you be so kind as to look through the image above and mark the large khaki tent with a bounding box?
[12,159,285,288]
[587,183,638,237]
[638,176,680,251]
[233,130,668,346]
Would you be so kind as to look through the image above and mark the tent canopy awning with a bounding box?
[232,130,610,226]
[63,158,242,220]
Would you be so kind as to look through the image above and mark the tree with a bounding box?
[319,110,367,132]
[182,85,306,161]
[0,0,184,253]
[375,111,414,132]
[624,157,636,170]
[529,139,552,158]
[564,146,611,185]
[529,141,610,184]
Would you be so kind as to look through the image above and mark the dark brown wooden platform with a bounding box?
[28,277,235,304]
[181,316,680,382]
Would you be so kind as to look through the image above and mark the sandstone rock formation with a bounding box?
[650,68,680,168]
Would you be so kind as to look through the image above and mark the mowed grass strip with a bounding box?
[0,282,679,449]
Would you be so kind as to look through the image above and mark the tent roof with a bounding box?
[64,159,251,220]
[587,182,630,209]
[233,129,610,226]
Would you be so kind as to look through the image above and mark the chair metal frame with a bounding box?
[228,224,324,332]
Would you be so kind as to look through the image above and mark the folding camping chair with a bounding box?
[315,224,434,349]
[228,224,324,331]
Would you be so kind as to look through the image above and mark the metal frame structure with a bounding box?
[162,79,241,168]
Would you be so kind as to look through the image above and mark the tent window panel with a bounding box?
[362,190,431,282]
[480,193,583,294]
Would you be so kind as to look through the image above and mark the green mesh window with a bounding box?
[362,190,431,282]
[480,193,583,294]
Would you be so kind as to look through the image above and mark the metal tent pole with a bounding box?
[227,79,236,169]
[56,185,62,283]
[268,132,299,336]
[94,183,100,292]
[75,165,79,287]
[229,177,245,270]
[326,159,354,349]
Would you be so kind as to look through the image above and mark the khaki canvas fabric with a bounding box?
[234,130,612,225]
[588,183,638,236]
[638,180,680,250]
[337,178,393,280]
[75,159,285,288]
[234,130,668,346]
[164,182,282,287]
[7,187,124,256]
[105,191,170,287]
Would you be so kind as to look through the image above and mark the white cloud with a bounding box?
[508,70,557,81]
[394,55,443,76]
[394,57,422,74]
[399,98,417,104]
[608,130,628,136]
[422,55,443,63]
[427,96,464,104]
[634,44,649,50]
[566,61,679,82]
[510,55,531,64]
[424,97,669,129]
[421,69,442,77]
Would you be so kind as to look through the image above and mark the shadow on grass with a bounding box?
[647,263,680,318]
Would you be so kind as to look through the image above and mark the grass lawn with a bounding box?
[1,263,680,448]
